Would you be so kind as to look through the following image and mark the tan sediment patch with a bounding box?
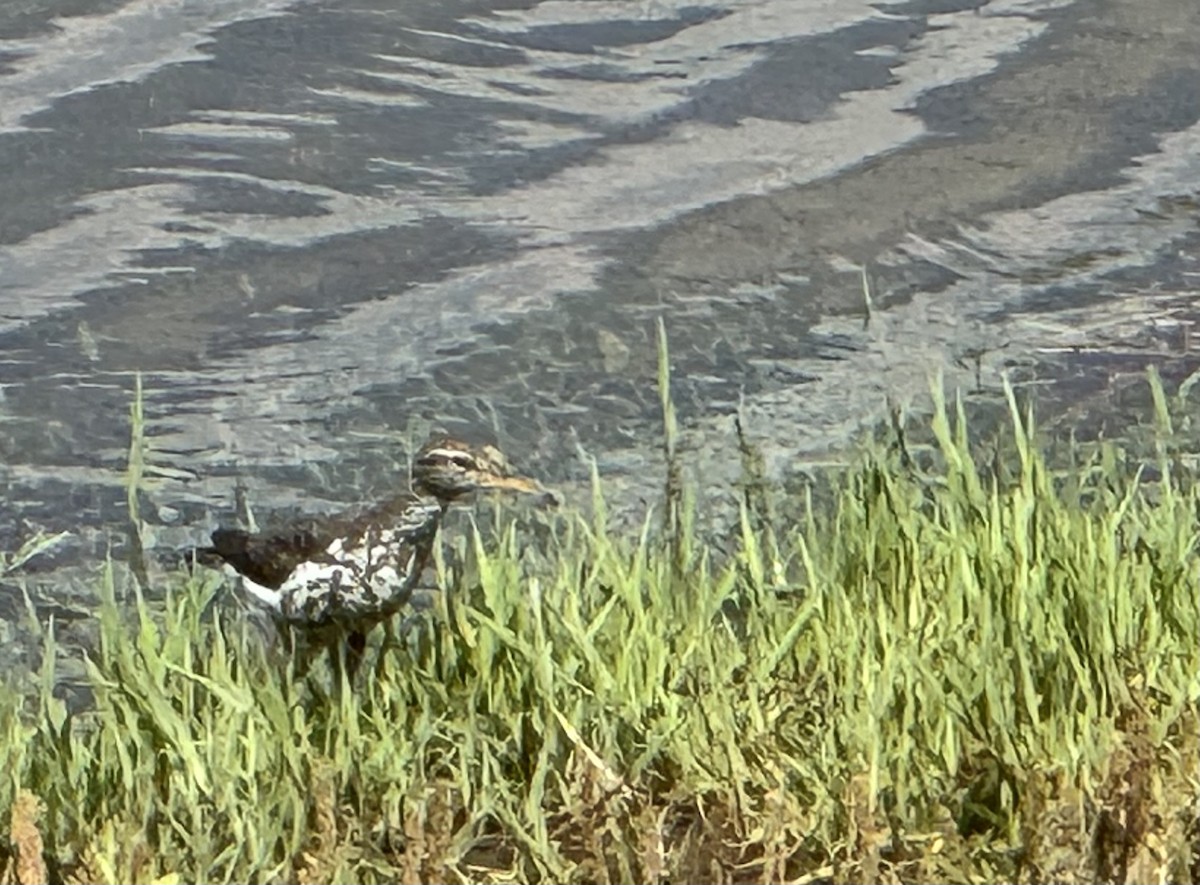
[6,791,47,885]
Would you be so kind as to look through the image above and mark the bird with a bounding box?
[192,435,556,674]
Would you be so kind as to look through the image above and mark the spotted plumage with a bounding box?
[195,436,554,644]
[211,496,443,628]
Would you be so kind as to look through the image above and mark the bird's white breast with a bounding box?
[237,499,442,627]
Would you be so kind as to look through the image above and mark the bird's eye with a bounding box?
[448,453,475,469]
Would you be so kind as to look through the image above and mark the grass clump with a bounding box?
[1,366,1199,884]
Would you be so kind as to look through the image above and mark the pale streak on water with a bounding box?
[0,0,1198,632]
[0,0,300,132]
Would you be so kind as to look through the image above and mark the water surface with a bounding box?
[1,0,1199,627]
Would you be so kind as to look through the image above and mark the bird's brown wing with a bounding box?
[207,493,429,589]
[209,516,353,590]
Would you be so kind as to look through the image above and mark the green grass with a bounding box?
[1,355,1199,883]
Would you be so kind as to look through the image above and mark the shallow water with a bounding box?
[1,0,1199,627]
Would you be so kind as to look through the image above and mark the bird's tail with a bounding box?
[176,529,250,573]
[209,528,250,555]
[200,528,260,575]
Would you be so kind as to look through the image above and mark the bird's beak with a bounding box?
[477,472,560,507]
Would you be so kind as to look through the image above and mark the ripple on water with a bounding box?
[1,0,1199,665]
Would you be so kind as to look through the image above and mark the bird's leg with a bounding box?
[371,616,404,684]
[285,625,321,682]
[372,581,438,681]
[319,631,351,700]
[344,629,368,682]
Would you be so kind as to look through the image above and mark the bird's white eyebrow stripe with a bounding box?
[423,448,470,459]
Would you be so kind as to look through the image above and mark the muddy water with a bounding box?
[1,0,1199,636]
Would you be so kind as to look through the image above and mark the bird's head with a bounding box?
[412,436,558,506]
